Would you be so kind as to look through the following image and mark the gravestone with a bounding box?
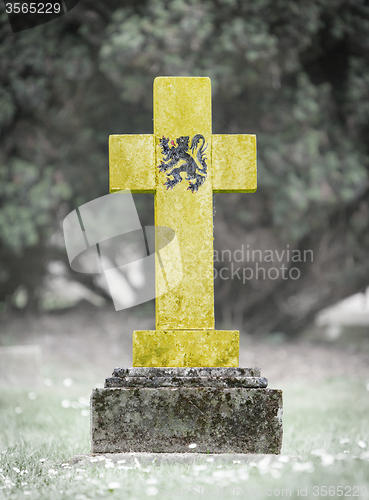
[91,77,283,453]
[0,345,42,388]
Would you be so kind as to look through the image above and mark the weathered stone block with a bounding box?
[91,368,283,454]
[133,330,239,367]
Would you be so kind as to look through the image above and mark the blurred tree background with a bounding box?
[0,0,369,335]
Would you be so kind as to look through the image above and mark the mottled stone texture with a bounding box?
[106,366,267,388]
[109,134,155,193]
[153,77,214,330]
[91,368,283,454]
[104,377,268,388]
[212,134,257,193]
[113,367,261,377]
[133,330,239,367]
[91,387,282,454]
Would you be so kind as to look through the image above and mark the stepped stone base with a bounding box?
[91,368,283,454]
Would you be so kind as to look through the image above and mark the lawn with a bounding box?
[0,377,368,500]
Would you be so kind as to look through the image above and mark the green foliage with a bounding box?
[0,0,369,324]
[0,159,71,253]
[99,0,369,240]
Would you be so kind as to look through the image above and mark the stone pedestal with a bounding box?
[91,368,283,454]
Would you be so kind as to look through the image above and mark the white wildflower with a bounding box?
[193,465,207,471]
[212,469,236,479]
[292,462,314,472]
[321,455,335,466]
[311,448,325,456]
[146,486,158,496]
[108,482,120,490]
[257,456,272,473]
[272,462,283,469]
[270,468,282,478]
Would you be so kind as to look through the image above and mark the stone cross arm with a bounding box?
[109,134,256,194]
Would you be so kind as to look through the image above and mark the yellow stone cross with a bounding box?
[109,77,256,367]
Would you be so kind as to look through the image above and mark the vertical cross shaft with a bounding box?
[154,77,214,330]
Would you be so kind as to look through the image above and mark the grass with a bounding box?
[0,378,369,499]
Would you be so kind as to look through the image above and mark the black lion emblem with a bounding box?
[158,134,208,193]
